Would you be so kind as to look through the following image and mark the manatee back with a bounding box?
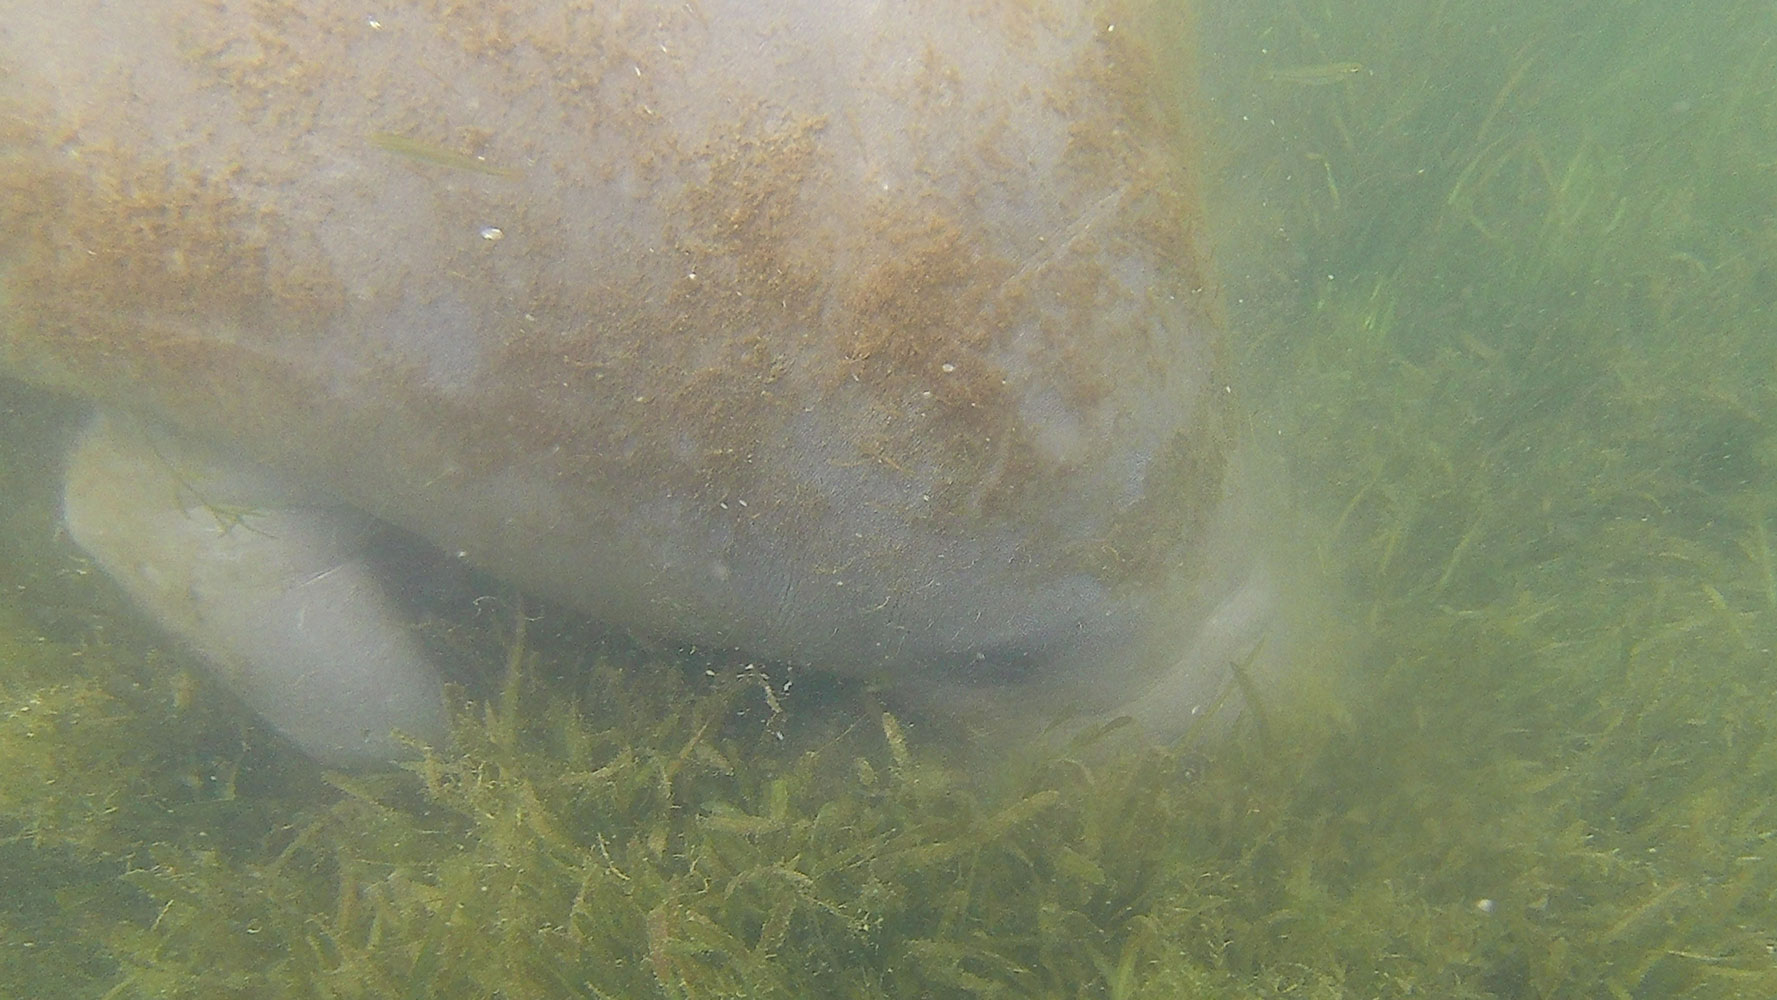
[1,1,1228,707]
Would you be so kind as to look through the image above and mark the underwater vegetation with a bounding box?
[6,0,1777,996]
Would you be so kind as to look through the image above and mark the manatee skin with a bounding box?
[62,414,451,763]
[1,1,1272,760]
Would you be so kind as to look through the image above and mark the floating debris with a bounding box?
[368,131,521,178]
[1263,61,1367,85]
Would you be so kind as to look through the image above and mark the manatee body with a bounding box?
[0,1,1274,763]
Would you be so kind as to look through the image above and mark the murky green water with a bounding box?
[5,1,1777,996]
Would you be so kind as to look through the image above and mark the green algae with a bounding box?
[7,0,1777,996]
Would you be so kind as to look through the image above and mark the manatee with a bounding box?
[0,0,1279,764]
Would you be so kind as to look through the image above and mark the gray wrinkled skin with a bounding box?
[0,1,1277,763]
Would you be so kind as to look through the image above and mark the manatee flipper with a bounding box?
[61,413,450,766]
